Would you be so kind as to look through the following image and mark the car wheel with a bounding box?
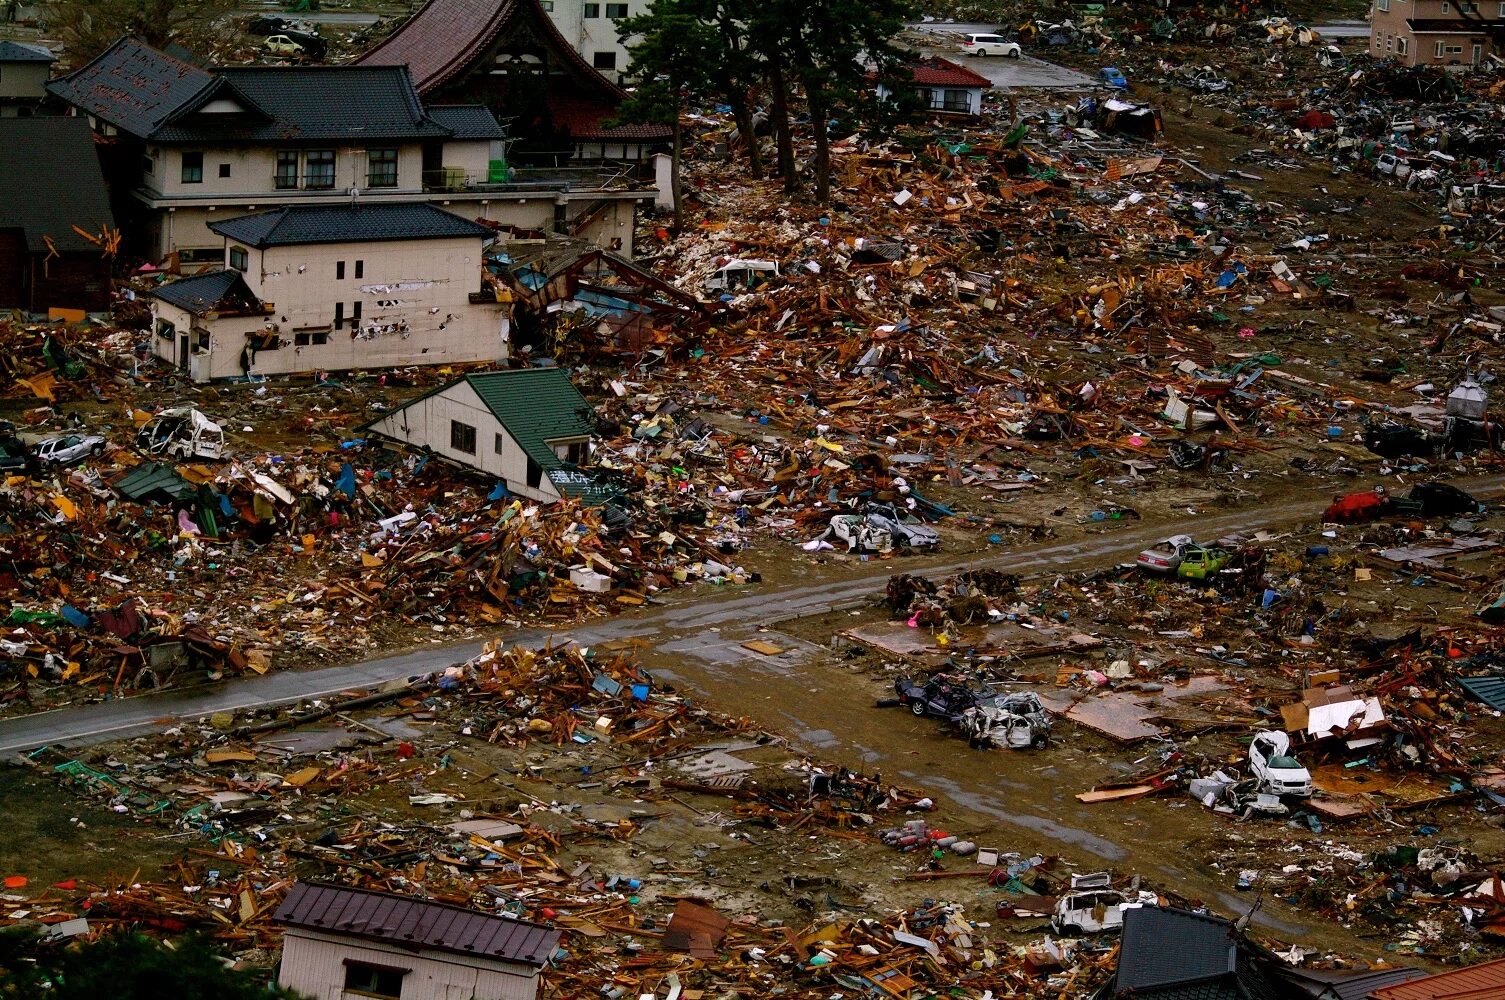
[910,701,927,717]
[91,444,104,456]
[1009,48,1022,58]
[1032,735,1049,750]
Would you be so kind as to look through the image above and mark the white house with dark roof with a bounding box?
[147,202,510,381]
[46,37,650,262]
[274,881,560,1000]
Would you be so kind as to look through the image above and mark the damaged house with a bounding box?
[147,202,509,380]
[360,368,599,504]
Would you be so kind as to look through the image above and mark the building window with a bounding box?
[1387,33,1394,50]
[337,260,346,280]
[304,149,335,189]
[564,441,588,464]
[1460,1,1477,10]
[143,151,156,174]
[343,962,404,1000]
[1398,36,1408,54]
[355,260,364,279]
[451,420,477,455]
[605,2,627,15]
[593,51,617,70]
[334,301,345,330]
[351,301,362,326]
[494,432,506,455]
[526,456,542,489]
[1437,40,1446,57]
[229,246,248,271]
[275,150,299,189]
[940,88,970,112]
[181,151,203,184]
[583,2,599,15]
[1441,1,1449,11]
[541,0,553,7]
[218,162,231,178]
[1499,2,1505,17]
[1377,0,1388,9]
[294,331,329,346]
[367,147,398,188]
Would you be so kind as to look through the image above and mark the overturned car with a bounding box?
[960,691,1052,749]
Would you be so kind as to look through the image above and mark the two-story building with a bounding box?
[543,0,637,84]
[1370,0,1505,67]
[47,37,651,262]
[146,202,510,381]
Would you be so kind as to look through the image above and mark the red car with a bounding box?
[1323,490,1387,524]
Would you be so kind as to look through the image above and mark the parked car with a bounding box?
[961,32,1021,57]
[863,502,940,550]
[1186,70,1229,92]
[1177,546,1231,580]
[1248,730,1312,797]
[34,433,106,468]
[264,35,307,57]
[1137,534,1196,573]
[247,14,294,35]
[894,676,980,720]
[960,691,1052,749]
[282,29,328,58]
[1098,66,1129,90]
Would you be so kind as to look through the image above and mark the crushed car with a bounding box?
[1051,873,1156,935]
[862,502,941,550]
[892,675,979,719]
[960,691,1052,750]
[1136,534,1196,573]
[1177,546,1231,580]
[135,407,226,460]
[1248,730,1312,797]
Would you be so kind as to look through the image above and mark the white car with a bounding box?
[1136,534,1195,573]
[1248,730,1312,797]
[961,32,1022,57]
[1375,152,1412,181]
[35,433,106,467]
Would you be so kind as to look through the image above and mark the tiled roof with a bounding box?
[154,66,450,143]
[0,40,54,62]
[275,882,559,967]
[427,104,506,139]
[905,56,991,88]
[46,37,213,140]
[149,269,260,315]
[548,93,672,142]
[1371,958,1505,1000]
[0,116,115,253]
[1276,966,1426,1000]
[358,0,526,94]
[1115,907,1238,994]
[466,368,595,483]
[209,204,492,249]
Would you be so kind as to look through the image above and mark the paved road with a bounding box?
[4,472,1501,754]
[907,22,1098,89]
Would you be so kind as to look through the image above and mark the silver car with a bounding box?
[34,433,106,467]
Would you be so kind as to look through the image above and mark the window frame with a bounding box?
[605,2,627,16]
[1398,35,1408,54]
[367,147,399,188]
[494,432,506,455]
[304,148,336,190]
[451,420,477,455]
[1436,39,1446,57]
[342,961,405,1000]
[228,245,248,272]
[274,150,299,189]
[583,2,600,15]
[592,50,617,70]
[218,162,231,178]
[180,150,204,184]
[1376,0,1389,9]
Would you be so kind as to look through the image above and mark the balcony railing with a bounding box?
[421,164,650,194]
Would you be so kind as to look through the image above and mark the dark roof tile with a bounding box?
[0,116,115,253]
[275,882,559,967]
[0,41,54,62]
[45,37,213,139]
[208,203,492,248]
[427,104,506,139]
[148,269,260,314]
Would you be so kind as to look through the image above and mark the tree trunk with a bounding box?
[769,64,796,193]
[809,86,830,204]
[728,91,762,179]
[671,114,684,229]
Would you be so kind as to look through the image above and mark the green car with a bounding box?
[1177,546,1230,580]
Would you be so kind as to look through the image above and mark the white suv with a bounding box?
[961,33,1022,57]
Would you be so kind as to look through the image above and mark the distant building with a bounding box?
[0,116,115,312]
[1369,0,1504,67]
[544,0,636,85]
[360,368,600,503]
[0,40,54,117]
[147,202,509,381]
[878,56,992,116]
[274,881,560,1000]
[357,0,671,164]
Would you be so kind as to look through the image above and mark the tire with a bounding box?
[1032,735,1049,750]
[91,444,104,456]
[1008,49,1021,58]
[910,701,927,717]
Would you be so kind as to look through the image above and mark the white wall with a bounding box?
[544,0,636,82]
[364,379,566,501]
[278,927,542,1000]
[153,235,509,380]
[0,62,49,100]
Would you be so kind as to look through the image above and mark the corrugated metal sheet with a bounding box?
[274,883,558,966]
[1457,677,1505,712]
[1371,958,1505,999]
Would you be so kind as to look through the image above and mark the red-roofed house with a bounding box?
[878,56,993,116]
[1369,957,1505,1000]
